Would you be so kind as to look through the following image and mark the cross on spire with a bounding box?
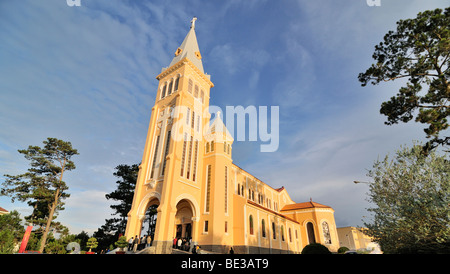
[190,17,197,29]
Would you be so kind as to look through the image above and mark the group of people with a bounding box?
[128,235,152,252]
[173,237,192,252]
[172,237,205,254]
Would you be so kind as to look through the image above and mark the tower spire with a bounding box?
[169,17,204,73]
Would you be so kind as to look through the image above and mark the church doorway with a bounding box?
[174,199,194,241]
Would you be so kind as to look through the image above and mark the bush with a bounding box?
[301,243,331,254]
[338,246,349,254]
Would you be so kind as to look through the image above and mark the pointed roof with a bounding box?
[169,17,204,73]
[205,112,233,142]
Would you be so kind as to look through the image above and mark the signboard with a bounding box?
[18,226,33,253]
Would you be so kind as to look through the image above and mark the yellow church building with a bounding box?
[124,18,340,254]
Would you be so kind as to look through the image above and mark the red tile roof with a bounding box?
[281,201,331,211]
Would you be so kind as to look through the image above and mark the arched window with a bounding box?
[174,75,180,91]
[307,222,316,244]
[167,79,173,95]
[261,219,266,238]
[249,215,254,235]
[322,221,332,244]
[161,84,167,99]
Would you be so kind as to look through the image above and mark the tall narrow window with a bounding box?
[262,220,266,238]
[206,142,210,153]
[180,133,187,177]
[191,111,195,129]
[188,79,193,93]
[224,166,228,213]
[205,165,211,212]
[322,222,332,244]
[161,84,167,99]
[307,222,316,244]
[272,222,276,239]
[186,107,190,125]
[224,142,227,152]
[289,228,292,242]
[237,184,241,195]
[194,85,199,98]
[200,90,204,103]
[174,76,179,91]
[211,141,214,151]
[204,221,209,232]
[192,141,198,181]
[149,135,160,179]
[196,115,200,132]
[186,136,193,179]
[168,79,173,95]
[225,221,228,233]
[161,130,171,176]
[249,215,254,235]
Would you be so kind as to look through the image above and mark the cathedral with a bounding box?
[124,18,339,254]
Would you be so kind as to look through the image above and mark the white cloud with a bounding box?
[58,190,112,234]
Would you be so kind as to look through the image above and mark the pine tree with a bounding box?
[1,138,78,253]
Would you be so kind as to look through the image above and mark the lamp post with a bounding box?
[353,181,370,185]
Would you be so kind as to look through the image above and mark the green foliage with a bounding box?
[44,239,67,254]
[86,237,98,252]
[0,210,25,254]
[105,164,139,232]
[0,230,16,254]
[337,246,349,254]
[93,164,139,251]
[358,8,450,151]
[301,243,331,254]
[364,143,450,253]
[115,236,128,250]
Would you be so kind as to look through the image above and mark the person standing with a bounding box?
[146,235,152,248]
[128,237,134,251]
[133,235,139,252]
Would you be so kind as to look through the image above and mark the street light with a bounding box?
[353,181,370,185]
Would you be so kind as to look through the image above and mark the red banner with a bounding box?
[18,226,33,253]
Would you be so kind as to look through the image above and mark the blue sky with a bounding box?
[0,0,447,235]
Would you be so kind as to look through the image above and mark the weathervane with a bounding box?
[190,17,197,29]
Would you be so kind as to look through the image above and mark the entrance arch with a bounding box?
[135,192,161,241]
[174,199,193,239]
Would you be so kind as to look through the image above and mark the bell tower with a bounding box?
[125,17,214,253]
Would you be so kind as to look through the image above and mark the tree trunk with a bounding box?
[38,187,60,253]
